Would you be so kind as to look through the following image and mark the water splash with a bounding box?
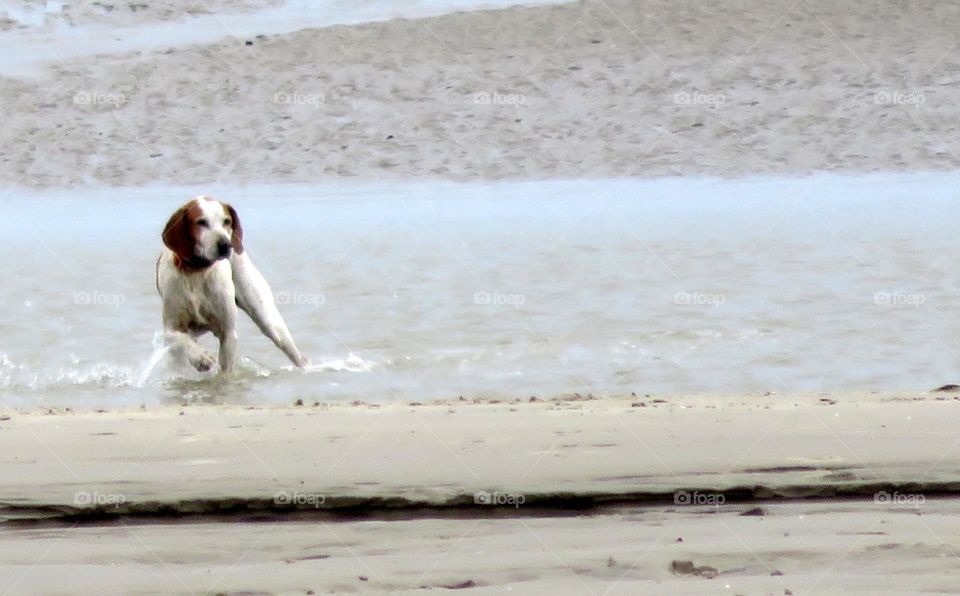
[135,332,171,388]
[0,354,138,392]
[300,353,376,373]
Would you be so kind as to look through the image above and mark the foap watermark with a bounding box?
[474,291,526,308]
[74,490,126,508]
[275,291,325,308]
[274,490,327,508]
[874,89,925,107]
[674,91,726,107]
[474,91,526,107]
[673,291,725,307]
[74,291,126,308]
[73,90,127,108]
[273,91,326,108]
[474,490,526,508]
[873,291,925,308]
[874,490,924,508]
[674,490,725,506]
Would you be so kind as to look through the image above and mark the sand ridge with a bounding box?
[3,391,960,510]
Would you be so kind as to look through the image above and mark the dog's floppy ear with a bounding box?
[223,202,244,254]
[162,204,196,261]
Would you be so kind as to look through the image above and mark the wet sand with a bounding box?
[6,502,960,594]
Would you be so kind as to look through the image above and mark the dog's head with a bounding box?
[162,196,244,269]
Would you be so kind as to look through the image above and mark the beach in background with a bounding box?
[1,0,959,186]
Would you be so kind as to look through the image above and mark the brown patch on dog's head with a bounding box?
[162,199,206,269]
[220,201,244,254]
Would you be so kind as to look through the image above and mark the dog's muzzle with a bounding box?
[216,240,233,259]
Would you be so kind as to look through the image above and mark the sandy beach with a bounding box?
[4,393,960,592]
[5,1,960,593]
[3,0,960,186]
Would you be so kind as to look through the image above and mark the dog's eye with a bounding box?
[223,218,232,226]
[197,218,209,228]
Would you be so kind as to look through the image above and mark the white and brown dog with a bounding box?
[156,195,307,372]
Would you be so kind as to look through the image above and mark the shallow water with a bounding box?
[0,0,566,76]
[2,172,959,407]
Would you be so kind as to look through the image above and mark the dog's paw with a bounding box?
[190,351,216,372]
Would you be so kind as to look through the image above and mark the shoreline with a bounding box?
[6,166,960,194]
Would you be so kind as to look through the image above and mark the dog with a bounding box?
[156,195,307,372]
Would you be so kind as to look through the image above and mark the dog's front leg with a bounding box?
[163,329,215,372]
[231,252,307,368]
[215,295,240,373]
[216,325,239,372]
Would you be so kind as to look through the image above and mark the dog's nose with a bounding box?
[216,240,232,258]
